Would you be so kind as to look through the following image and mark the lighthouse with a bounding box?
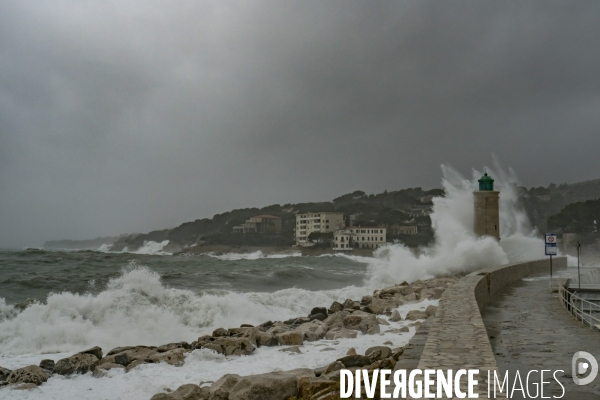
[474,172,500,240]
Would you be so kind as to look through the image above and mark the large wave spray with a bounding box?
[366,164,544,287]
[0,265,362,355]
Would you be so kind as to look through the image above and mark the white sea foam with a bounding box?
[103,240,172,255]
[0,300,434,400]
[0,266,367,356]
[206,250,302,260]
[365,164,551,288]
[131,240,172,255]
[317,252,375,264]
[97,243,111,252]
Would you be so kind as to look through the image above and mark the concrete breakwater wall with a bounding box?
[416,257,567,393]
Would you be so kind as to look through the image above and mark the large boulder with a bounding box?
[210,374,241,399]
[266,324,293,335]
[1,366,12,381]
[309,307,327,317]
[298,377,339,399]
[284,316,310,325]
[212,328,229,337]
[336,355,371,368]
[157,342,191,353]
[254,330,278,347]
[323,311,350,327]
[228,327,257,347]
[425,305,438,316]
[92,363,125,378]
[364,298,402,315]
[343,311,380,334]
[99,346,158,367]
[203,337,255,356]
[324,360,344,375]
[379,286,403,296]
[295,320,326,342]
[365,346,392,363]
[405,310,428,320]
[39,359,54,372]
[403,293,418,302]
[257,320,274,331]
[389,310,402,322]
[151,384,210,400]
[328,301,344,314]
[324,326,357,340]
[368,357,396,371]
[54,353,99,375]
[276,331,304,346]
[106,346,135,356]
[191,335,214,350]
[309,313,327,321]
[228,369,315,400]
[342,299,360,310]
[80,346,103,359]
[7,365,48,385]
[125,360,149,372]
[148,348,187,366]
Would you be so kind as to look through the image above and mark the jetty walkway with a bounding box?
[398,257,600,399]
[482,275,600,399]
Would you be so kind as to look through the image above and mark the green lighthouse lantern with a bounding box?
[478,173,494,191]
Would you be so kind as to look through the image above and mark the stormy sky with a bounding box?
[1,1,600,247]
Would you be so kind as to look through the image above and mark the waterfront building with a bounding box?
[295,212,344,246]
[233,215,282,233]
[332,227,387,251]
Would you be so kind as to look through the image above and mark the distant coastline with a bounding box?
[177,244,377,257]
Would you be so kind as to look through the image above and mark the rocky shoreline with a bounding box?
[0,275,459,399]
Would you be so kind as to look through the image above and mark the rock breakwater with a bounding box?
[0,275,458,398]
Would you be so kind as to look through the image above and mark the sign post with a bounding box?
[545,233,557,289]
[577,242,581,290]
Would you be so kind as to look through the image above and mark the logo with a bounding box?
[572,351,598,385]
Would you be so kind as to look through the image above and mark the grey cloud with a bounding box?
[1,1,600,247]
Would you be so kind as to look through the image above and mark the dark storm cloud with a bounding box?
[1,1,600,247]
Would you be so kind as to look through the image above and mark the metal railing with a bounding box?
[558,279,600,330]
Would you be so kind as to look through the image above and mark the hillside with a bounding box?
[109,187,442,252]
[547,198,600,233]
[79,178,600,253]
[520,178,600,232]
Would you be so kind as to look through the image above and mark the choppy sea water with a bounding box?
[1,248,425,400]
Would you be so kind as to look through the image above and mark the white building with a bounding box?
[333,227,387,251]
[295,212,344,246]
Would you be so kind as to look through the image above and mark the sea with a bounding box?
[0,247,432,400]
